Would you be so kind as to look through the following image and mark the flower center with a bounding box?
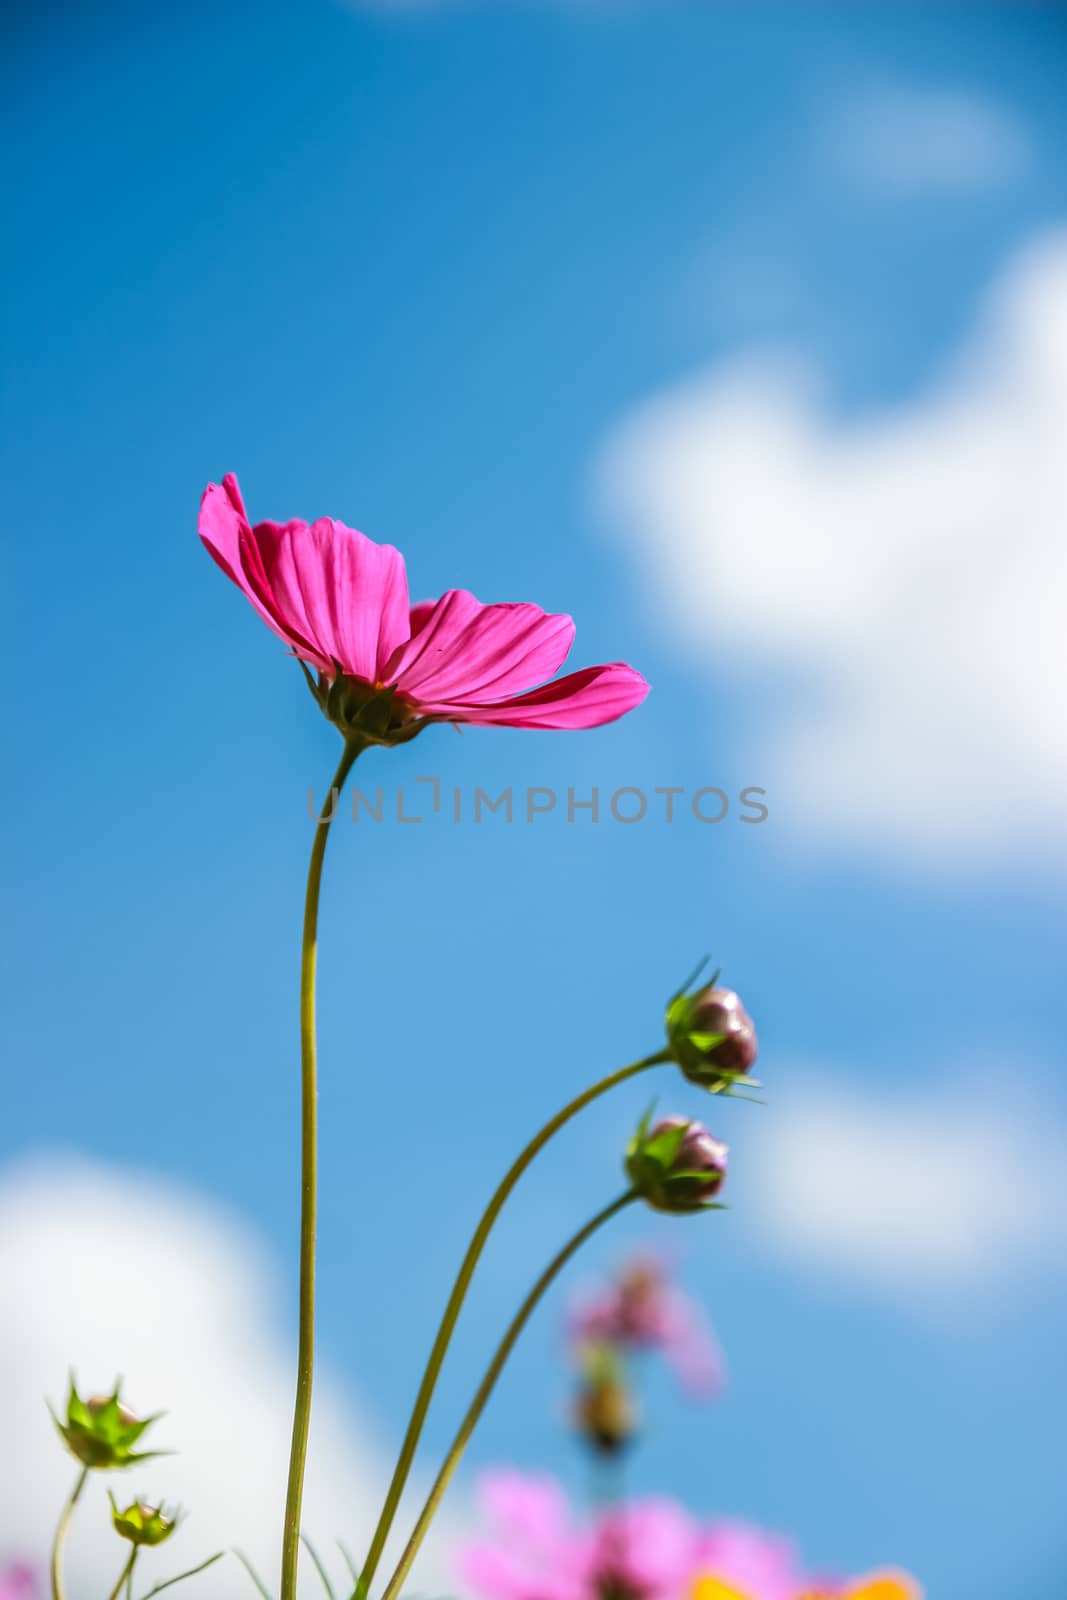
[596,1578,646,1600]
[690,1579,751,1600]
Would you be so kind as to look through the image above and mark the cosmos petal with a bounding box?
[386,589,575,703]
[421,662,650,729]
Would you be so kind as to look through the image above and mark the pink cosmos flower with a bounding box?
[0,1564,36,1600]
[199,475,649,733]
[458,1472,590,1600]
[689,1524,804,1600]
[458,1471,805,1600]
[571,1253,724,1397]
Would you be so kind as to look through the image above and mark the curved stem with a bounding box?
[50,1466,88,1600]
[380,1191,638,1600]
[356,1050,667,1596]
[281,737,365,1600]
[136,1551,225,1599]
[107,1550,138,1600]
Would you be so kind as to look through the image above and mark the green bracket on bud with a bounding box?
[625,1110,728,1214]
[665,960,761,1097]
[49,1378,167,1471]
[109,1494,181,1546]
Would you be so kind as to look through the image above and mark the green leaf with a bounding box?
[336,1545,360,1585]
[135,1551,225,1600]
[300,1535,337,1600]
[232,1550,273,1600]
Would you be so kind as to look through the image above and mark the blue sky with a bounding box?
[3,4,1067,1597]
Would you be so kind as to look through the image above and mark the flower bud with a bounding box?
[666,971,758,1092]
[625,1114,728,1213]
[109,1495,180,1547]
[50,1379,165,1471]
[573,1344,638,1456]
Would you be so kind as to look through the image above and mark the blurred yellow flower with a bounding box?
[691,1581,749,1600]
[799,1576,921,1600]
[691,1573,921,1600]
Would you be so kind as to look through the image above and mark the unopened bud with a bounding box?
[573,1344,638,1455]
[626,1113,728,1213]
[109,1495,180,1547]
[49,1379,166,1471]
[666,970,759,1092]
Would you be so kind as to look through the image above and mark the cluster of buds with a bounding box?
[38,958,759,1595]
[570,1253,722,1458]
[47,1377,200,1588]
[568,965,757,1454]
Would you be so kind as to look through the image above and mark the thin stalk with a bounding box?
[356,1052,667,1596]
[280,738,364,1600]
[107,1550,137,1600]
[380,1191,638,1600]
[50,1466,88,1600]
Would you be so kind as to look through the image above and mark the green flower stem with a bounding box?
[50,1466,88,1600]
[107,1551,138,1600]
[356,1050,668,1597]
[281,737,365,1600]
[380,1191,639,1600]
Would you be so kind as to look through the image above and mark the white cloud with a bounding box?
[597,230,1067,864]
[741,1071,1067,1303]
[828,86,1031,191]
[0,1156,459,1597]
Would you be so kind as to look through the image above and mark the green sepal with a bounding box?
[639,1121,688,1167]
[667,955,711,1008]
[50,1376,167,1471]
[306,666,430,749]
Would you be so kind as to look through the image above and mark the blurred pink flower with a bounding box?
[690,1524,804,1600]
[458,1472,588,1600]
[0,1564,36,1600]
[571,1254,724,1397]
[199,474,649,730]
[458,1471,804,1600]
